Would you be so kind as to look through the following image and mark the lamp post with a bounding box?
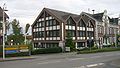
[2,3,8,60]
[24,33,27,45]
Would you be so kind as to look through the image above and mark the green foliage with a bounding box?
[0,52,29,57]
[11,19,22,35]
[7,34,24,45]
[65,33,75,51]
[31,47,62,55]
[7,19,24,45]
[77,47,120,54]
[0,46,3,55]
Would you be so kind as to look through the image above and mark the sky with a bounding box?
[0,0,120,33]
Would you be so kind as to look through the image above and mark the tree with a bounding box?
[11,19,22,35]
[7,19,24,45]
[65,33,75,51]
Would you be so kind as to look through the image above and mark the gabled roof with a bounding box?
[92,13,104,22]
[109,18,118,25]
[82,12,104,22]
[33,8,120,27]
[32,8,79,26]
[0,7,9,19]
[45,8,78,22]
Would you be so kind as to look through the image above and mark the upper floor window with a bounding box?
[78,31,85,37]
[87,31,94,37]
[46,30,60,37]
[78,19,86,27]
[46,19,59,26]
[66,30,76,37]
[66,17,75,26]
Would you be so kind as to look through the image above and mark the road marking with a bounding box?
[74,63,104,68]
[74,66,86,68]
[38,60,61,65]
[69,58,85,61]
[86,64,98,67]
[90,56,102,58]
[98,63,104,65]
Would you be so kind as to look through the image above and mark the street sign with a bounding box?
[19,45,29,52]
[5,50,18,54]
[19,45,28,49]
[65,47,70,52]
[5,47,18,50]
[19,49,29,52]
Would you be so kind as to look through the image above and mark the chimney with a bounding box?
[92,10,95,14]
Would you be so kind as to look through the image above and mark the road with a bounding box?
[0,51,120,68]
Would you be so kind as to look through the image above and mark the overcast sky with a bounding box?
[0,0,120,28]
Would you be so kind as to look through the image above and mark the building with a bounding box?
[32,8,120,49]
[0,7,9,45]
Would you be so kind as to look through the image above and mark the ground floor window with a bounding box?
[77,42,85,48]
[46,43,59,48]
[34,42,59,48]
[34,43,39,49]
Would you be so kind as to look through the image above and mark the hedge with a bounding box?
[31,47,62,55]
[0,47,62,57]
[77,47,120,54]
[0,52,29,57]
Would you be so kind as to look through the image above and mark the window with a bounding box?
[66,17,75,26]
[66,30,76,37]
[78,31,85,37]
[41,21,44,27]
[46,21,49,26]
[77,42,85,47]
[78,19,86,27]
[87,31,94,37]
[46,30,60,37]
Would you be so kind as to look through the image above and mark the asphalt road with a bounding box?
[1,51,120,68]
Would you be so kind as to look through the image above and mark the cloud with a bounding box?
[0,0,120,34]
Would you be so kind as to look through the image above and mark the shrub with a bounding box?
[5,52,29,57]
[77,47,120,54]
[0,52,29,57]
[31,47,62,55]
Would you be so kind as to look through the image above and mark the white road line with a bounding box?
[98,63,104,65]
[38,60,61,65]
[69,58,85,61]
[90,56,102,58]
[74,63,104,68]
[86,64,98,67]
[74,66,86,68]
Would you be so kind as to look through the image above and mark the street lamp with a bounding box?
[2,3,8,60]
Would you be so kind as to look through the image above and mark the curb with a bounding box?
[0,56,36,62]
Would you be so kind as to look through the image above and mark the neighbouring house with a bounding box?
[32,8,120,49]
[0,7,9,45]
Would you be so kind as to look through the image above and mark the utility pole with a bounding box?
[2,3,8,60]
[24,33,27,45]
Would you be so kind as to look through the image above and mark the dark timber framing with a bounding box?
[32,8,95,49]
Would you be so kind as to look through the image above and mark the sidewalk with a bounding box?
[0,56,36,62]
[32,52,77,60]
[0,52,77,62]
